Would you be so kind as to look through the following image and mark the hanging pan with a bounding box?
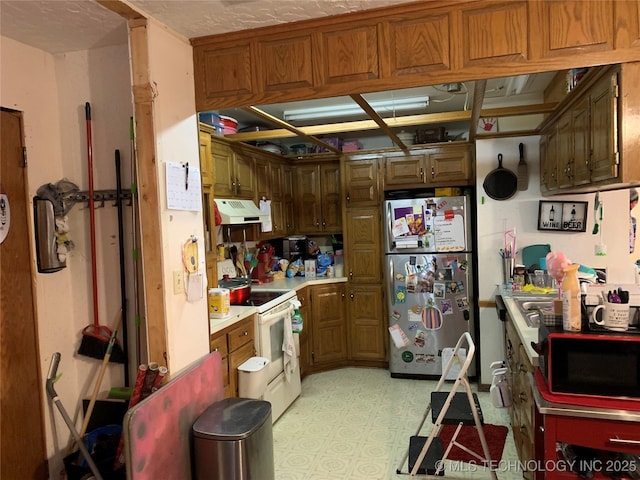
[483,153,518,200]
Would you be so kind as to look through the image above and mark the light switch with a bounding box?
[173,270,184,294]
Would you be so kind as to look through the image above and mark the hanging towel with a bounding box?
[259,198,272,232]
[282,305,297,382]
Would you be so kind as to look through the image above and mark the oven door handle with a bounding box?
[259,303,294,325]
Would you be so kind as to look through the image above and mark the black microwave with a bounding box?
[538,325,640,400]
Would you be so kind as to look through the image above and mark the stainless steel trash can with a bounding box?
[192,398,274,480]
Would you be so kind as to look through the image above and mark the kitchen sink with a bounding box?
[514,298,555,328]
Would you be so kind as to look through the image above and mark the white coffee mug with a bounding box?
[591,302,630,331]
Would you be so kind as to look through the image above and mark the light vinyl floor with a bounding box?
[273,368,522,480]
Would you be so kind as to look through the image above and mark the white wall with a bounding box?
[146,20,210,371]
[1,35,134,477]
[475,136,632,384]
[2,22,210,475]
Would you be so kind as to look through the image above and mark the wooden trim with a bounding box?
[129,20,167,366]
[478,300,497,308]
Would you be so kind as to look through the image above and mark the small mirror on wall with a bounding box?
[538,201,587,232]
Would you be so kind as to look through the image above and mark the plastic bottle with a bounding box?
[561,263,581,331]
[291,299,303,333]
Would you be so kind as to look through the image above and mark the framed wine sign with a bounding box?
[538,201,588,232]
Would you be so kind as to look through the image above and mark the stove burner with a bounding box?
[241,291,285,306]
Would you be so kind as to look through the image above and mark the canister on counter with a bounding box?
[208,288,230,318]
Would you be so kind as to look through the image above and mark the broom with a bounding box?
[78,102,125,362]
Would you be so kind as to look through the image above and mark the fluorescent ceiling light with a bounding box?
[283,97,429,122]
[510,75,530,95]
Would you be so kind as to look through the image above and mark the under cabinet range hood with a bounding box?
[214,198,270,224]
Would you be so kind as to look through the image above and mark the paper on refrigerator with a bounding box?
[389,323,410,349]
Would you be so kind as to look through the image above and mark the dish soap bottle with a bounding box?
[562,263,581,331]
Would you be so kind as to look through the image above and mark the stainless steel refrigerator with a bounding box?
[384,195,475,378]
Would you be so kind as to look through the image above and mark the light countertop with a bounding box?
[498,287,557,367]
[209,276,347,334]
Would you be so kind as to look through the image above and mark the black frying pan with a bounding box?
[483,153,518,200]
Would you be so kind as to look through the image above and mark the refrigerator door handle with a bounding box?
[388,256,395,306]
[386,202,393,251]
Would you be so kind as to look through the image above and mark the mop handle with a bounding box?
[86,103,99,329]
[47,353,104,480]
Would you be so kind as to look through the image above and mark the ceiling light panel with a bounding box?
[283,97,429,122]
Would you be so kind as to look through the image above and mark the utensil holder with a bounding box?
[502,258,514,285]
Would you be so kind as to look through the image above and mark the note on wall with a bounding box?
[165,162,202,211]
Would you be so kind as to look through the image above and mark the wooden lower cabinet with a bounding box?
[209,315,256,397]
[297,287,311,378]
[347,284,386,364]
[504,313,536,480]
[311,283,348,366]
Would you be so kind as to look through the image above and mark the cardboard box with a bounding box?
[304,260,317,278]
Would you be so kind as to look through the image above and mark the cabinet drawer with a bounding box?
[228,340,256,397]
[551,416,640,454]
[228,318,255,351]
[209,334,228,357]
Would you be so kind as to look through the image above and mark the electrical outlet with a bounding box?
[173,270,184,294]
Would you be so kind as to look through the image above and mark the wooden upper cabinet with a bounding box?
[429,146,473,184]
[257,34,315,93]
[387,12,452,76]
[212,137,255,199]
[192,0,640,110]
[345,207,382,284]
[294,161,341,234]
[590,69,619,183]
[529,1,614,59]
[193,42,254,107]
[212,139,235,197]
[318,24,381,85]
[383,152,426,188]
[460,1,528,67]
[199,130,213,186]
[341,155,380,207]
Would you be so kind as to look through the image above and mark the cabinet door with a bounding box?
[387,11,452,77]
[199,131,213,186]
[345,207,382,284]
[294,164,322,233]
[347,285,386,362]
[257,33,315,93]
[342,156,380,207]
[311,284,347,365]
[254,156,270,201]
[282,164,295,234]
[319,24,380,85]
[542,125,559,191]
[571,95,591,186]
[320,162,342,232]
[529,1,614,60]
[428,146,472,184]
[193,42,254,110]
[383,153,426,188]
[209,334,229,394]
[590,70,619,183]
[212,139,235,197]
[556,111,573,189]
[202,186,217,292]
[297,287,311,377]
[234,152,255,199]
